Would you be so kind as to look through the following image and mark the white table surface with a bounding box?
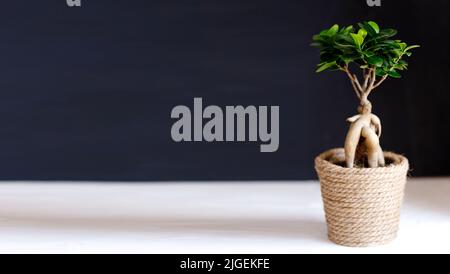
[0,178,449,254]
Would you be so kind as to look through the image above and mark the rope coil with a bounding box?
[315,148,409,247]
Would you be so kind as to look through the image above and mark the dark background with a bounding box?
[0,0,448,181]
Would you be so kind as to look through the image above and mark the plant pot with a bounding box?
[314,148,409,247]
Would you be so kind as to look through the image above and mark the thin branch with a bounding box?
[343,66,363,99]
[353,73,364,94]
[349,77,362,100]
[369,68,377,89]
[372,75,388,90]
[362,68,372,91]
[365,68,377,98]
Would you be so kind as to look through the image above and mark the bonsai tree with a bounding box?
[311,21,419,168]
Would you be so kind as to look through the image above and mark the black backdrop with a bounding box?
[0,0,449,181]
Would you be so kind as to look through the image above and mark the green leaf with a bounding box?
[365,29,398,43]
[312,34,329,44]
[376,68,387,77]
[334,41,357,52]
[316,61,337,73]
[321,24,339,37]
[335,33,354,44]
[367,21,380,34]
[363,51,376,57]
[343,25,354,33]
[350,33,364,48]
[405,45,420,51]
[379,29,398,38]
[366,55,384,67]
[398,42,407,50]
[358,28,367,39]
[358,21,379,37]
[394,61,408,71]
[388,70,401,78]
[390,49,403,57]
[328,24,339,35]
[310,42,323,48]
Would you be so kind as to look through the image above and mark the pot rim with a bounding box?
[315,148,409,175]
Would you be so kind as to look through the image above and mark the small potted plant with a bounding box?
[311,21,419,247]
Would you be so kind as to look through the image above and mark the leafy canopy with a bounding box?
[311,21,419,78]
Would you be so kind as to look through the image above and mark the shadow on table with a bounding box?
[0,213,328,243]
[405,178,450,217]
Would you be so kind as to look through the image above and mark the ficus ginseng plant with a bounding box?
[311,21,419,168]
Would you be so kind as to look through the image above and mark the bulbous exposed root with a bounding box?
[361,126,384,168]
[347,134,384,168]
[344,100,384,168]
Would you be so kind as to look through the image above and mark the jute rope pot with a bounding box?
[315,148,409,247]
